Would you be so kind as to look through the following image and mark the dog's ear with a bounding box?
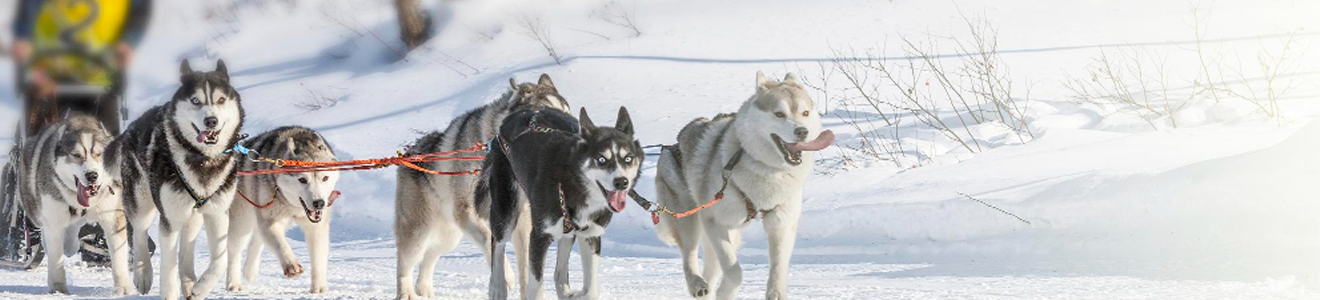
[215,59,230,81]
[579,107,595,135]
[538,73,555,87]
[615,106,633,135]
[755,71,768,91]
[181,59,193,75]
[509,77,519,91]
[783,73,800,85]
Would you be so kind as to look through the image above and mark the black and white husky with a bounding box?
[107,60,244,300]
[479,107,643,300]
[16,115,133,295]
[395,74,569,300]
[225,126,340,293]
[654,72,834,300]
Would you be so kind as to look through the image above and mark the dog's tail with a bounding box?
[474,139,511,221]
[652,147,684,246]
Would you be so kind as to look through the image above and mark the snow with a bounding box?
[3,0,1320,298]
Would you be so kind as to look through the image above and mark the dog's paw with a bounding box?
[488,284,508,300]
[561,290,597,300]
[282,262,304,278]
[112,285,136,296]
[49,282,70,294]
[414,284,432,298]
[396,291,419,300]
[134,270,153,294]
[309,283,329,294]
[181,280,195,296]
[766,290,785,300]
[226,283,244,292]
[685,275,709,297]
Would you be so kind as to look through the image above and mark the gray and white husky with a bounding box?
[394,74,569,300]
[654,72,834,300]
[16,114,133,295]
[225,126,340,293]
[479,107,643,300]
[107,60,244,300]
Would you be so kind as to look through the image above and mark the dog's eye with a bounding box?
[189,97,201,105]
[70,153,83,160]
[321,176,329,182]
[802,111,810,117]
[217,97,226,104]
[775,112,786,118]
[298,178,309,184]
[623,155,633,164]
[596,156,608,165]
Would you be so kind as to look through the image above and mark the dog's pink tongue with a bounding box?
[787,130,835,152]
[196,131,206,143]
[77,186,91,207]
[608,190,627,212]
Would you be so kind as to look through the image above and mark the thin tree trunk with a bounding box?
[396,0,428,51]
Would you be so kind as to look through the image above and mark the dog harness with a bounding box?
[171,165,217,208]
[650,145,763,224]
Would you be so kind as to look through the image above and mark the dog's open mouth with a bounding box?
[74,176,98,208]
[191,123,222,145]
[771,130,836,166]
[298,198,325,223]
[596,182,627,213]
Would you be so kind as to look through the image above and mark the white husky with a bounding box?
[654,72,834,300]
[17,115,134,295]
[226,126,340,293]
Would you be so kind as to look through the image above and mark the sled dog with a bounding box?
[108,60,245,300]
[479,107,643,300]
[17,115,133,295]
[225,126,340,293]
[395,74,569,299]
[654,72,834,299]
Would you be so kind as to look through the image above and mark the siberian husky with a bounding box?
[16,114,133,295]
[225,126,340,293]
[654,72,834,299]
[107,60,245,300]
[479,107,643,300]
[395,74,569,299]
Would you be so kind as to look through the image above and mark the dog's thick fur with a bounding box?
[225,126,340,293]
[394,74,569,300]
[107,60,244,300]
[17,114,132,295]
[479,107,642,300]
[654,72,831,300]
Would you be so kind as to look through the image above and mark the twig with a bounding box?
[958,192,1030,225]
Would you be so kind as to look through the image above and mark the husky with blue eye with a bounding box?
[107,59,245,300]
[17,114,132,295]
[478,107,643,300]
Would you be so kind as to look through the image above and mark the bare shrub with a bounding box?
[293,84,347,112]
[591,0,641,37]
[810,15,1038,167]
[514,13,562,65]
[1064,48,1189,129]
[1218,32,1305,125]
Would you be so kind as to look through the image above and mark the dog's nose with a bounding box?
[85,171,98,184]
[204,117,219,128]
[613,177,629,190]
[794,127,809,140]
[312,199,326,210]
